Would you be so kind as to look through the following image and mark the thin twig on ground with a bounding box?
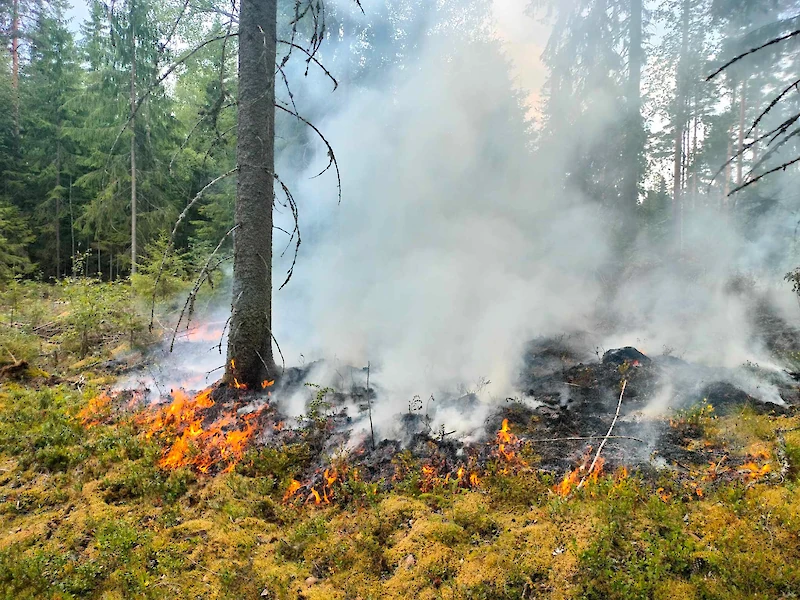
[578,379,627,489]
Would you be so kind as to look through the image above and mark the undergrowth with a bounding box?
[1,381,799,599]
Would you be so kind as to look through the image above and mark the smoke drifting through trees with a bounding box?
[3,0,800,437]
[262,0,800,435]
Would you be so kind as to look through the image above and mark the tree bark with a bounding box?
[622,0,643,230]
[737,79,746,187]
[225,0,279,388]
[11,0,19,139]
[55,140,61,279]
[672,0,690,248]
[69,175,75,272]
[130,3,138,275]
[690,96,698,203]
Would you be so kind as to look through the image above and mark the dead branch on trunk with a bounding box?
[150,168,238,331]
[169,225,239,352]
[278,39,338,90]
[274,173,301,289]
[729,156,800,195]
[707,24,800,196]
[707,28,800,81]
[275,103,342,202]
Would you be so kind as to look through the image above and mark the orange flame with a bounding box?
[138,386,264,474]
[78,393,112,428]
[554,453,604,497]
[494,418,526,470]
[284,479,302,501]
[262,380,275,389]
[555,468,581,497]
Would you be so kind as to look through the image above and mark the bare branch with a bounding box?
[527,435,644,444]
[577,380,626,490]
[278,39,338,90]
[149,168,238,330]
[707,28,800,81]
[275,102,342,203]
[729,155,800,196]
[107,33,240,161]
[170,225,240,352]
[274,173,301,290]
[160,0,191,55]
[746,77,800,138]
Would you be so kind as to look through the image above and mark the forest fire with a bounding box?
[283,468,342,505]
[135,386,267,474]
[495,418,526,471]
[77,393,111,428]
[554,451,605,497]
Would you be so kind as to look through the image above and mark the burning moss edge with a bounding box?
[3,381,800,598]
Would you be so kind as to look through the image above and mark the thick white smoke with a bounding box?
[266,1,800,435]
[272,23,613,435]
[134,1,800,440]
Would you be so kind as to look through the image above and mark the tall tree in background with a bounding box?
[671,0,690,244]
[532,0,645,242]
[622,0,645,242]
[77,0,180,277]
[19,0,81,278]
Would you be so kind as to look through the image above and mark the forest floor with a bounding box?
[2,281,800,600]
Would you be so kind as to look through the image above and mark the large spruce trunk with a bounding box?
[225,0,280,389]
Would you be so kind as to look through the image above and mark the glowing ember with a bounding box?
[184,322,225,343]
[740,461,772,480]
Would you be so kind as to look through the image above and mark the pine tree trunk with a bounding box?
[672,0,690,248]
[622,0,643,234]
[11,0,19,139]
[55,140,61,279]
[690,97,698,203]
[130,13,137,276]
[69,176,76,273]
[225,0,279,389]
[723,129,732,203]
[737,79,746,188]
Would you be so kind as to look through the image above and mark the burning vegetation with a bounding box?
[77,335,797,508]
[3,330,800,599]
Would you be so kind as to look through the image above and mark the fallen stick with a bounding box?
[578,379,627,489]
[775,429,790,481]
[527,434,644,444]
